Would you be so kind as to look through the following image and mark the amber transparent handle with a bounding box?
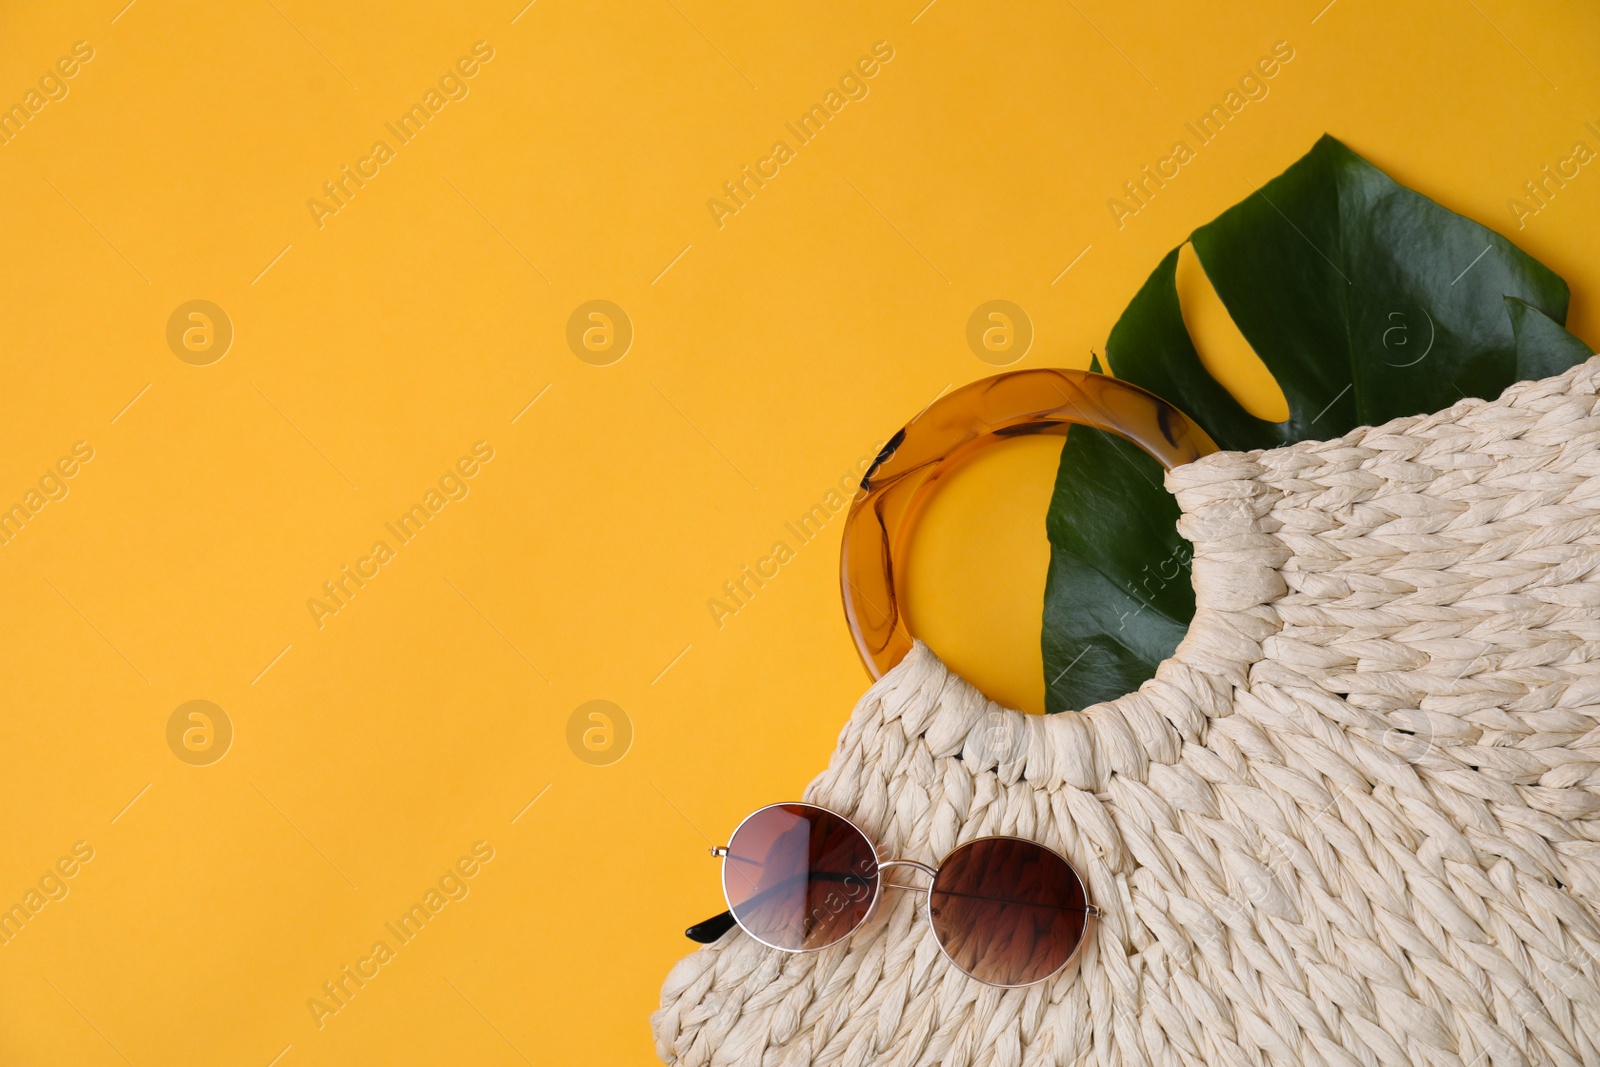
[839,368,1218,680]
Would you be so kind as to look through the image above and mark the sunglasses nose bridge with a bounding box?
[879,858,937,892]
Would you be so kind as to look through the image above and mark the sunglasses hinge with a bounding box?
[709,846,729,857]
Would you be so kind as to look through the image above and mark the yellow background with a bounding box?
[0,0,1596,1063]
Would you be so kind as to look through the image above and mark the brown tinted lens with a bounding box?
[723,804,879,951]
[928,838,1087,986]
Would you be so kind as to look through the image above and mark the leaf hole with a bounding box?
[1175,242,1290,423]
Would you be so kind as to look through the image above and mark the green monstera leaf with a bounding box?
[1043,135,1592,713]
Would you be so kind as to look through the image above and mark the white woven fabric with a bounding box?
[654,356,1600,1067]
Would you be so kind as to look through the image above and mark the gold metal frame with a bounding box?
[922,834,1097,989]
[718,801,887,954]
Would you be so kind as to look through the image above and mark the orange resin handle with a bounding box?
[840,368,1218,679]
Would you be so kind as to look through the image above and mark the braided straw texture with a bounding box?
[654,356,1600,1067]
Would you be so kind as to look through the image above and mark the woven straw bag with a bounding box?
[653,356,1600,1067]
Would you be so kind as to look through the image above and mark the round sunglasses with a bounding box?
[685,802,1098,988]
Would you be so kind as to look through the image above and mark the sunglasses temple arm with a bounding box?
[927,887,1099,912]
[683,869,874,943]
[686,910,736,943]
[690,890,1097,941]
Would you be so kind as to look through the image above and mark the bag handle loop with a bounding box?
[840,368,1217,680]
